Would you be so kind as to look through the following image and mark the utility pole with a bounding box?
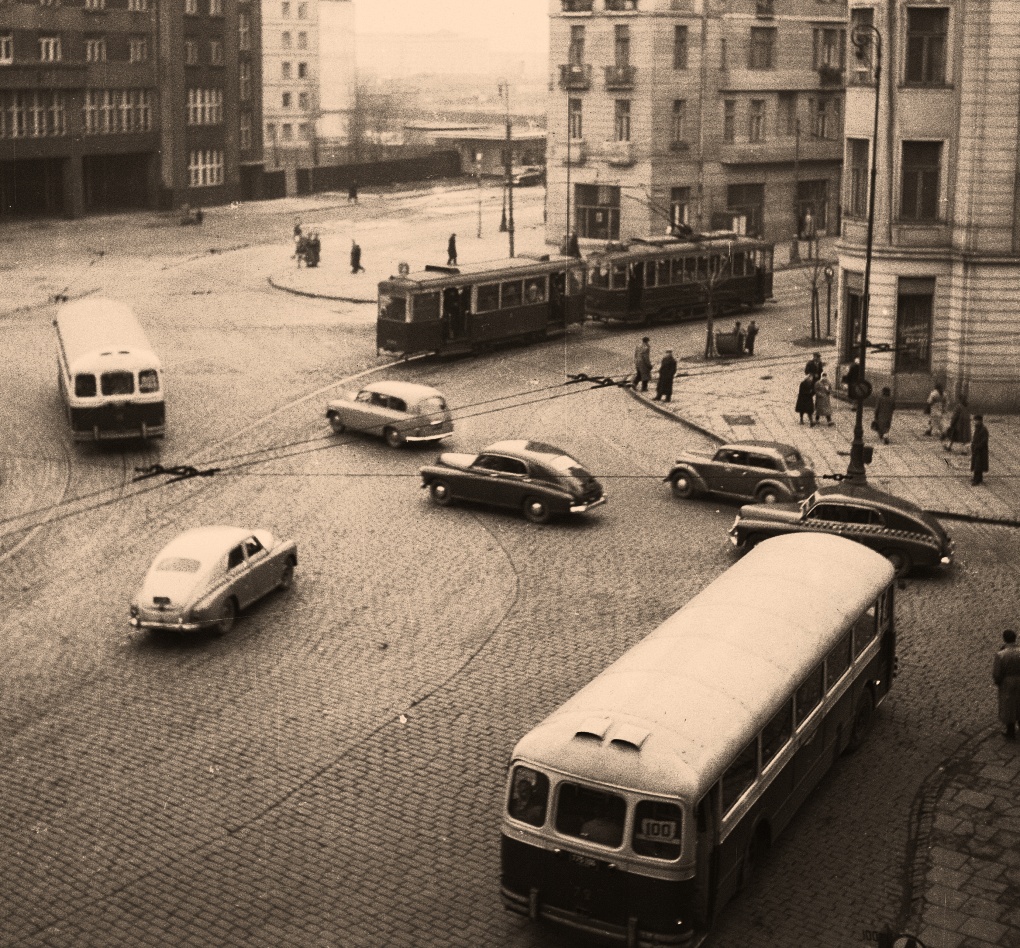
[499,80,515,257]
[790,118,801,263]
[475,151,482,239]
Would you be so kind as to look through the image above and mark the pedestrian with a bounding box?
[925,383,946,438]
[307,232,321,268]
[994,629,1020,739]
[970,414,989,486]
[348,182,358,205]
[805,352,825,381]
[447,233,458,266]
[633,336,652,392]
[943,396,971,453]
[296,234,309,267]
[567,232,581,258]
[653,349,677,402]
[350,240,365,274]
[814,372,834,426]
[733,321,745,353]
[872,386,896,444]
[745,319,758,356]
[293,220,303,257]
[796,373,816,425]
[842,356,864,397]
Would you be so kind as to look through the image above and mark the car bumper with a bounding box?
[405,431,453,443]
[570,495,607,514]
[130,614,214,632]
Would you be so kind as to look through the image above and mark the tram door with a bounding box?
[549,271,567,329]
[627,262,644,317]
[442,287,471,341]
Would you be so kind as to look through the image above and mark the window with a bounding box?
[282,61,291,79]
[298,92,308,110]
[297,122,309,138]
[127,0,148,10]
[812,27,845,69]
[39,37,62,63]
[632,801,682,860]
[85,38,107,63]
[297,61,307,78]
[673,24,688,69]
[185,0,198,13]
[895,278,935,372]
[779,92,798,136]
[129,37,148,62]
[670,187,690,228]
[243,536,264,558]
[227,545,245,570]
[239,13,251,50]
[281,122,292,139]
[281,1,290,16]
[850,8,875,82]
[749,27,776,69]
[826,631,852,687]
[239,60,251,100]
[900,141,942,221]
[667,100,686,149]
[75,374,97,397]
[507,767,549,827]
[568,98,583,139]
[297,31,307,49]
[852,608,876,658]
[569,25,585,65]
[187,88,223,125]
[101,371,134,396]
[614,99,630,142]
[555,783,626,848]
[500,281,522,309]
[185,39,198,65]
[811,95,840,140]
[721,739,757,813]
[905,7,948,85]
[847,138,870,218]
[798,179,829,232]
[728,182,765,237]
[85,0,106,8]
[240,112,252,149]
[614,25,630,68]
[297,1,307,17]
[719,37,727,70]
[282,92,291,108]
[281,31,291,48]
[477,284,500,312]
[6,91,66,137]
[210,40,224,65]
[723,99,735,142]
[761,702,792,768]
[138,369,159,393]
[188,149,224,186]
[575,183,620,241]
[795,662,825,725]
[209,0,223,14]
[749,99,765,143]
[0,35,12,65]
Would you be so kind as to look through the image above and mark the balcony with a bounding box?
[560,0,593,11]
[603,140,634,166]
[605,0,638,10]
[559,63,592,91]
[817,64,844,87]
[604,64,636,90]
[755,0,774,17]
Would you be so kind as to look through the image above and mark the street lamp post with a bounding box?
[846,22,882,483]
[824,264,834,337]
[790,119,801,264]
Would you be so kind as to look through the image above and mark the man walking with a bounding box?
[970,414,989,485]
[447,233,458,266]
[993,629,1020,739]
[350,240,365,274]
[745,320,759,355]
[633,337,652,392]
[653,349,677,402]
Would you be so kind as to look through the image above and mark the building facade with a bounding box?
[0,0,262,217]
[838,0,1020,411]
[546,0,848,250]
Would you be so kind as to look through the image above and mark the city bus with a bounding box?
[500,533,896,946]
[585,234,774,326]
[376,255,586,357]
[54,297,166,442]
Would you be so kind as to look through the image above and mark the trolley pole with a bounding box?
[475,153,482,239]
[499,81,515,257]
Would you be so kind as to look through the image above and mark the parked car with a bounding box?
[420,440,606,524]
[129,526,298,634]
[511,166,545,188]
[728,483,954,577]
[666,440,816,504]
[326,381,453,448]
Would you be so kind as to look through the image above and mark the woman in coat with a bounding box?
[943,397,972,453]
[813,372,834,426]
[872,386,896,444]
[796,373,816,425]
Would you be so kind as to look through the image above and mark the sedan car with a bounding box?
[728,483,954,577]
[129,526,298,634]
[420,440,606,524]
[666,440,816,504]
[326,380,453,448]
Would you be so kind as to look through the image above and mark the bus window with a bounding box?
[611,262,628,289]
[567,268,585,295]
[632,800,682,860]
[379,293,407,322]
[412,291,441,323]
[477,283,500,312]
[556,783,626,847]
[524,278,546,303]
[501,280,523,308]
[508,766,549,827]
[852,607,877,657]
[589,266,609,289]
[138,369,160,394]
[657,259,671,286]
[794,661,825,725]
[75,374,97,398]
[101,372,134,396]
[761,701,792,769]
[721,738,757,814]
[826,630,853,687]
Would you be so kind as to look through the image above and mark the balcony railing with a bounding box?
[561,0,593,11]
[559,63,592,91]
[605,0,638,10]
[818,64,844,86]
[604,64,636,90]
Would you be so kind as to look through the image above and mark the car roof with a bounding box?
[814,482,943,523]
[155,527,258,565]
[359,380,445,402]
[481,440,574,461]
[719,441,801,455]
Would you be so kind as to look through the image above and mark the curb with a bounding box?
[625,387,725,445]
[266,274,375,304]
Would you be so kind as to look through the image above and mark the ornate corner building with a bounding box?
[838,0,1020,410]
[0,0,263,217]
[545,0,848,249]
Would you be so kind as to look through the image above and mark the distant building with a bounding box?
[404,123,546,177]
[838,1,1020,410]
[546,0,846,249]
[0,0,263,217]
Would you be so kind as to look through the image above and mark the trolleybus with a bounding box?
[500,533,896,946]
[54,297,166,442]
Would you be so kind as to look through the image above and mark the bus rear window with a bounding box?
[75,374,97,397]
[555,783,625,847]
[138,369,160,393]
[507,766,549,827]
[412,292,440,322]
[101,371,134,396]
[632,800,682,860]
[379,294,407,322]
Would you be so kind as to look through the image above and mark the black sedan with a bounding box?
[420,440,606,524]
[728,483,954,577]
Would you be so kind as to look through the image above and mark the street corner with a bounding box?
[267,264,377,305]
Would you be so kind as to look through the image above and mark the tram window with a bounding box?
[567,269,585,295]
[589,266,609,289]
[379,293,407,322]
[477,283,500,312]
[75,374,97,398]
[413,292,441,322]
[501,281,523,307]
[657,260,671,285]
[852,607,877,657]
[138,369,159,394]
[644,261,656,287]
[761,701,792,768]
[507,766,549,827]
[826,630,853,687]
[685,257,698,281]
[101,372,134,396]
[721,738,757,814]
[611,263,628,289]
[556,783,626,848]
[697,257,709,280]
[632,800,682,860]
[732,252,746,275]
[795,661,825,725]
[524,279,546,303]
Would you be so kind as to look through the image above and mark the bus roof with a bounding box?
[55,298,159,373]
[512,533,894,801]
[379,255,580,291]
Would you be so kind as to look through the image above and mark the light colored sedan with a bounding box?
[326,380,453,448]
[129,526,297,634]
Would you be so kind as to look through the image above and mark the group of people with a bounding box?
[632,337,678,403]
[293,225,322,268]
[795,352,838,427]
[729,320,760,356]
[924,383,989,485]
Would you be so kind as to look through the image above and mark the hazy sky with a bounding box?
[355,0,549,51]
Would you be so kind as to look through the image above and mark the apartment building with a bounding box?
[0,0,262,217]
[838,1,1020,410]
[546,0,847,249]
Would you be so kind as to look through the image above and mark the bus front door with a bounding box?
[693,791,719,929]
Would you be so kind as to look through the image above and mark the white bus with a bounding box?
[501,533,897,947]
[54,298,166,442]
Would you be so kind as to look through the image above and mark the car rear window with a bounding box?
[156,557,201,572]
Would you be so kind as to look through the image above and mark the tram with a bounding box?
[586,234,774,325]
[376,255,586,357]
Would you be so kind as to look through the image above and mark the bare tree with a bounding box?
[701,252,731,359]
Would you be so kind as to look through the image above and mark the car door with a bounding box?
[489,455,531,508]
[344,390,378,432]
[242,535,274,601]
[224,542,254,607]
[460,454,505,502]
[712,449,747,496]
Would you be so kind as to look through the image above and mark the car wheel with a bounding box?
[846,689,874,752]
[278,562,295,591]
[429,480,454,507]
[756,485,784,505]
[523,497,552,524]
[384,427,404,449]
[670,473,697,499]
[327,413,346,435]
[883,548,912,578]
[213,598,237,636]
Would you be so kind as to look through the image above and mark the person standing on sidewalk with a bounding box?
[633,337,652,392]
[993,629,1020,739]
[943,396,972,453]
[350,240,365,274]
[796,373,816,425]
[970,415,989,486]
[744,320,758,356]
[348,182,359,205]
[872,386,896,444]
[925,383,946,438]
[814,372,834,426]
[447,234,458,266]
[805,352,825,381]
[653,349,677,402]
